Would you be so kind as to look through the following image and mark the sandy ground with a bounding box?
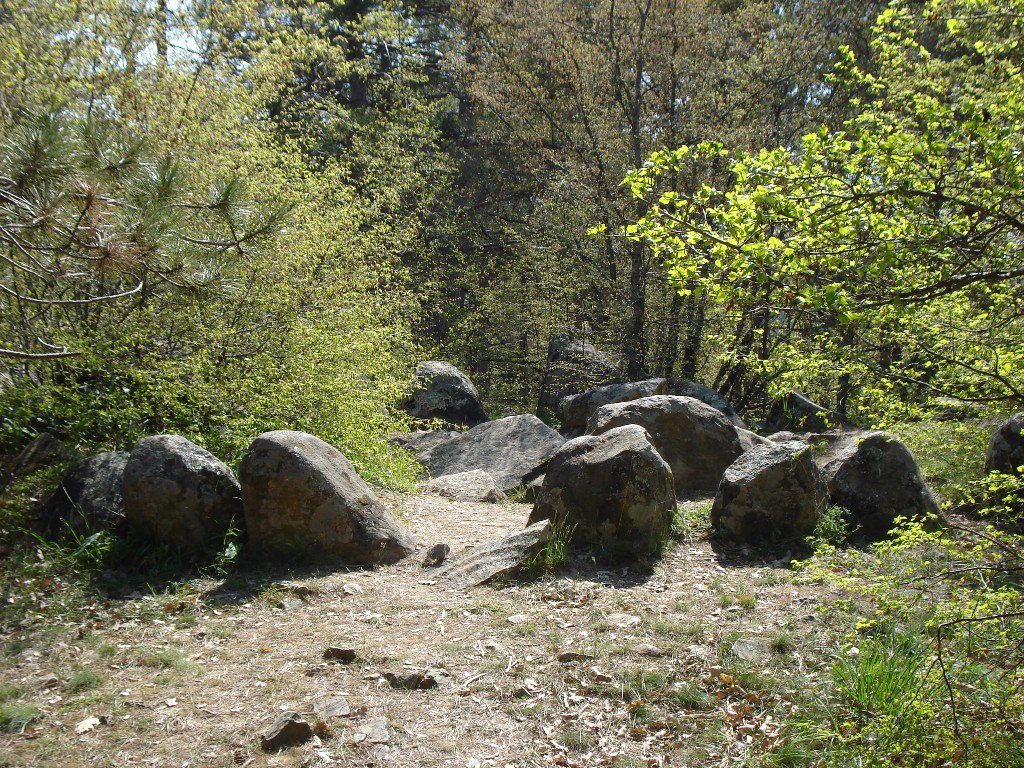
[0,493,839,768]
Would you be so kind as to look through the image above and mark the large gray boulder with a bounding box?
[122,435,243,555]
[434,520,552,589]
[420,470,508,504]
[558,378,742,435]
[815,431,940,538]
[711,441,826,544]
[736,428,772,453]
[401,361,488,427]
[766,391,843,433]
[239,430,415,564]
[588,395,744,496]
[423,414,566,492]
[40,451,129,536]
[528,425,675,556]
[558,379,667,435]
[538,334,620,411]
[390,429,459,470]
[663,379,743,426]
[985,413,1024,476]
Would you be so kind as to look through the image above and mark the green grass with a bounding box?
[135,646,190,671]
[0,702,38,734]
[665,680,713,710]
[0,685,21,703]
[66,669,104,693]
[736,590,756,609]
[521,522,574,574]
[648,618,703,639]
[769,632,795,655]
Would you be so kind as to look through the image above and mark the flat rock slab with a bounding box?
[423,415,566,492]
[312,696,352,718]
[433,520,552,590]
[420,470,508,503]
[352,717,390,744]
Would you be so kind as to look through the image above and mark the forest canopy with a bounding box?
[2,0,1020,462]
[625,0,1024,421]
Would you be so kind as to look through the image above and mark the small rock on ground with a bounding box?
[382,670,438,690]
[421,543,450,568]
[261,712,313,752]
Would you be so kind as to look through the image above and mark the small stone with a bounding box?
[342,583,363,596]
[556,651,593,663]
[261,712,313,752]
[283,583,318,598]
[353,717,390,744]
[606,612,641,629]
[731,638,768,664]
[277,597,305,612]
[382,670,438,690]
[421,543,450,568]
[634,644,666,658]
[323,647,357,664]
[312,697,352,719]
[507,613,531,625]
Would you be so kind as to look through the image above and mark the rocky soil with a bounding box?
[0,493,847,768]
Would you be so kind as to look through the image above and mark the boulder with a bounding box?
[390,429,459,468]
[558,377,741,435]
[423,414,566,492]
[711,441,826,544]
[736,428,772,453]
[239,430,415,564]
[558,379,667,435]
[400,361,488,427]
[767,431,805,444]
[122,435,242,555]
[528,425,675,555]
[523,475,545,503]
[985,413,1024,476]
[815,431,940,538]
[420,470,508,504]
[538,334,620,411]
[588,395,744,496]
[766,391,842,433]
[664,379,743,426]
[434,520,552,589]
[39,451,129,536]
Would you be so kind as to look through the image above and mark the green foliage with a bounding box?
[627,0,1024,417]
[785,512,1024,768]
[0,701,37,734]
[65,669,104,694]
[806,505,853,553]
[0,0,451,488]
[522,523,575,575]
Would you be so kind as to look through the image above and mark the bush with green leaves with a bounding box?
[625,0,1024,421]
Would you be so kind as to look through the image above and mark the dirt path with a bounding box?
[0,494,837,768]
